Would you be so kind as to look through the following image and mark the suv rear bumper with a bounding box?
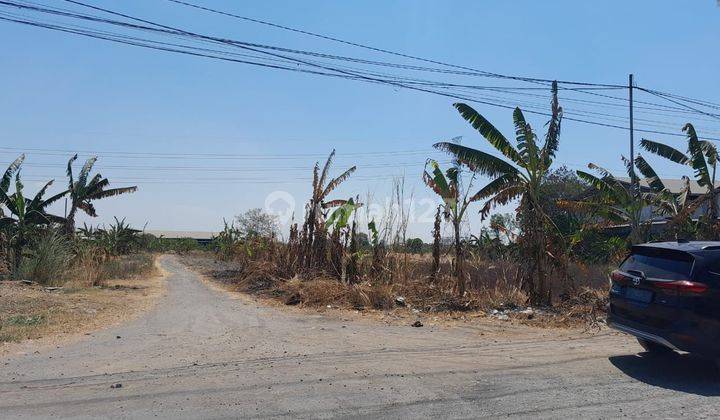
[608,319,679,351]
[607,307,716,356]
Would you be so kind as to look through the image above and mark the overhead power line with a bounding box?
[3,1,720,142]
[1,0,720,149]
[163,0,720,118]
[163,0,623,88]
[636,87,720,121]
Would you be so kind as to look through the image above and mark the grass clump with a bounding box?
[99,253,155,281]
[19,230,72,286]
[6,314,45,326]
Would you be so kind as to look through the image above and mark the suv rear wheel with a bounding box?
[637,338,673,355]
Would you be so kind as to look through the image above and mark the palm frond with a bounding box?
[577,170,625,203]
[311,162,320,199]
[66,154,78,191]
[478,185,523,220]
[540,81,562,167]
[422,159,451,197]
[40,188,69,210]
[453,103,525,167]
[77,156,98,189]
[586,162,615,180]
[29,180,54,210]
[634,155,665,192]
[78,201,97,217]
[320,166,356,200]
[513,108,535,163]
[321,199,348,209]
[640,139,689,165]
[621,155,636,180]
[2,154,25,193]
[676,176,692,209]
[700,140,718,167]
[433,142,521,179]
[318,149,335,197]
[86,173,104,188]
[685,123,712,187]
[86,186,137,200]
[468,173,519,203]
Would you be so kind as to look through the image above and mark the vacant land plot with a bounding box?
[0,254,165,352]
[1,255,718,419]
[180,252,607,330]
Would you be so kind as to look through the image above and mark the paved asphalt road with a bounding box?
[1,255,719,419]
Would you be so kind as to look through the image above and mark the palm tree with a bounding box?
[302,149,356,268]
[434,82,562,305]
[635,155,699,239]
[566,158,651,245]
[640,124,718,239]
[422,159,478,296]
[0,172,66,272]
[64,155,137,236]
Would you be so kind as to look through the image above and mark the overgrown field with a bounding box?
[0,253,160,344]
[179,87,720,331]
[182,249,609,328]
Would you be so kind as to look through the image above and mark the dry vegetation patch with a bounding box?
[0,254,164,350]
[181,251,608,329]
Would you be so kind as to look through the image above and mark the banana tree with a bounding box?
[635,155,701,239]
[325,197,362,282]
[303,149,356,268]
[434,81,563,304]
[640,123,718,238]
[0,172,66,272]
[64,154,137,236]
[325,197,362,231]
[563,158,651,245]
[423,158,478,296]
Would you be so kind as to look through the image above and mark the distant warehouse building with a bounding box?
[145,230,217,246]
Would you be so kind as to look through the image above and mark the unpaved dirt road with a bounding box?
[2,255,719,419]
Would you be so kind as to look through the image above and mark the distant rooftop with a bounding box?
[618,177,720,195]
[145,230,216,240]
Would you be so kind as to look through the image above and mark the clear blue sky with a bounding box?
[2,1,719,239]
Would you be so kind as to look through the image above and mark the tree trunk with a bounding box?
[65,206,77,237]
[454,218,465,297]
[303,202,317,270]
[347,220,358,284]
[431,206,441,282]
[520,199,551,307]
[12,231,23,277]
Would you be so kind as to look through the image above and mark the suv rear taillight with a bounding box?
[651,280,708,295]
[610,270,631,284]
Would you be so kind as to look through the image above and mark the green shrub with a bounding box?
[144,236,201,253]
[405,238,424,254]
[19,229,71,286]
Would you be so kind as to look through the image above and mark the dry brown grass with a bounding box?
[181,249,610,329]
[0,255,164,349]
[66,252,157,288]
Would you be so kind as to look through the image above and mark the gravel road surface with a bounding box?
[2,255,719,419]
